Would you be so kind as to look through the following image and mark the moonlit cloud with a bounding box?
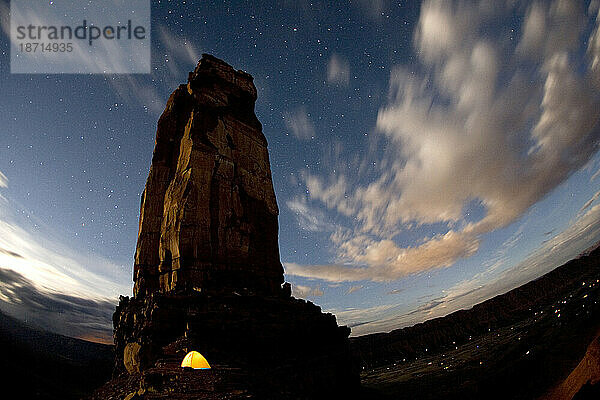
[327,54,350,86]
[3,2,150,73]
[286,0,600,283]
[291,284,324,298]
[590,1,600,87]
[286,229,479,282]
[158,24,200,82]
[284,107,316,140]
[107,25,201,115]
[287,197,335,232]
[0,188,130,340]
[352,0,387,20]
[345,285,363,295]
[0,171,7,188]
[1,13,200,114]
[338,202,600,335]
[422,203,600,319]
[580,191,600,213]
[517,1,585,58]
[0,268,115,343]
[329,304,398,331]
[0,210,130,300]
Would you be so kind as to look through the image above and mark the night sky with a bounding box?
[1,0,600,343]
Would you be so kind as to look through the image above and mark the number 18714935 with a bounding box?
[18,42,73,53]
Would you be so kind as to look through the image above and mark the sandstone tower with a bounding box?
[133,54,283,298]
[98,55,360,399]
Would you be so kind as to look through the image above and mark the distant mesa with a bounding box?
[91,54,359,399]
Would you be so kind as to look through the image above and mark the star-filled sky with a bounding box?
[1,0,600,343]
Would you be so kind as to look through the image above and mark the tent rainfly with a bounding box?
[181,351,211,369]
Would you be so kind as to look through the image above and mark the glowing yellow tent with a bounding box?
[181,351,211,369]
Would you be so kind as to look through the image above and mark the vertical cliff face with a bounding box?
[133,54,283,298]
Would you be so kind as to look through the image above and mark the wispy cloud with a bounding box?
[291,284,324,298]
[345,285,363,295]
[0,180,130,340]
[387,288,404,295]
[286,197,334,232]
[406,203,600,323]
[580,190,600,213]
[0,170,7,188]
[157,24,200,79]
[4,2,150,73]
[0,4,201,114]
[0,268,115,343]
[327,54,350,86]
[285,229,479,282]
[0,209,130,300]
[287,0,600,283]
[351,0,387,21]
[106,24,201,116]
[329,304,398,331]
[283,107,316,140]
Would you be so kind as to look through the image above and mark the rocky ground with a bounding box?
[102,290,359,399]
[91,361,255,400]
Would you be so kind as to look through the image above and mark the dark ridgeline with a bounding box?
[352,247,600,368]
[354,247,600,400]
[0,310,113,400]
[92,54,359,399]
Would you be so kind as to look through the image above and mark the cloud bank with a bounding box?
[286,197,335,232]
[338,199,600,336]
[0,268,115,343]
[287,0,600,283]
[0,172,130,341]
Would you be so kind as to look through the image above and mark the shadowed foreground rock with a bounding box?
[91,55,359,399]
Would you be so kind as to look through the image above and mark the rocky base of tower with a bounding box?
[91,288,360,399]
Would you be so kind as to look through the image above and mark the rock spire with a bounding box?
[93,55,360,400]
[133,54,283,298]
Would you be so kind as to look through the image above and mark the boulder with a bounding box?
[123,342,142,374]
